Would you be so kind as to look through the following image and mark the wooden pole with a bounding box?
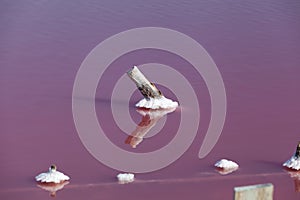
[295,142,300,158]
[127,66,163,100]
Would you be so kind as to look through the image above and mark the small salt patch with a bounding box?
[283,156,300,170]
[35,165,70,184]
[117,173,134,184]
[135,96,178,109]
[215,159,239,170]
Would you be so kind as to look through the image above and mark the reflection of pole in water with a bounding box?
[125,114,156,148]
[125,108,176,148]
[287,171,300,192]
[294,179,300,192]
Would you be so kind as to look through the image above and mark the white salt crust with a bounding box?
[215,159,239,170]
[35,167,70,184]
[117,173,134,183]
[283,156,300,170]
[135,96,178,109]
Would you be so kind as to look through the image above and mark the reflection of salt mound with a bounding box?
[35,165,70,183]
[283,156,300,170]
[217,167,238,175]
[288,171,300,179]
[136,96,178,109]
[136,107,177,118]
[117,173,134,184]
[215,159,239,170]
[37,181,69,197]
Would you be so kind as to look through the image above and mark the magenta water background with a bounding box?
[1,0,300,199]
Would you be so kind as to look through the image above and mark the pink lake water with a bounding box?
[1,0,300,199]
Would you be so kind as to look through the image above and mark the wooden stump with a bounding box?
[127,66,163,100]
[295,142,300,158]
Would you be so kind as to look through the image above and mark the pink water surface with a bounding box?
[1,0,300,199]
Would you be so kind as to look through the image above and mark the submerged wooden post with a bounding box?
[127,66,162,100]
[234,183,274,200]
[283,141,300,170]
[127,66,178,109]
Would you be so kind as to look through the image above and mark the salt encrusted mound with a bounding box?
[283,156,300,170]
[135,96,178,109]
[215,159,239,170]
[35,165,70,184]
[117,173,134,183]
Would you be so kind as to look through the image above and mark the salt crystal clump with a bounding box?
[35,165,70,184]
[283,156,300,170]
[136,96,178,109]
[117,173,134,183]
[215,159,239,170]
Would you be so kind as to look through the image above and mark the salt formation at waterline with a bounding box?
[37,181,69,197]
[283,142,300,170]
[135,96,178,109]
[215,159,239,169]
[35,165,70,184]
[117,173,135,184]
[215,159,239,174]
[127,66,178,109]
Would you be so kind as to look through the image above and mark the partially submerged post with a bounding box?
[127,66,178,109]
[283,142,300,170]
[127,66,163,100]
[234,183,274,200]
[295,142,300,158]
